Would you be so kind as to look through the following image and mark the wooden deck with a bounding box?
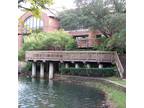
[25,51,124,78]
[26,51,115,62]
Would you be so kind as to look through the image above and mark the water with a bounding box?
[18,77,106,108]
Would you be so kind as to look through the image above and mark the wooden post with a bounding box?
[65,63,69,68]
[75,63,79,68]
[86,63,90,68]
[98,63,103,69]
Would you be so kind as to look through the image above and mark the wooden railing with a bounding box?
[114,52,124,78]
[66,29,89,32]
[26,51,115,62]
[25,51,124,78]
[66,29,89,36]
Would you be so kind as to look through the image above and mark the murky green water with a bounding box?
[18,77,106,108]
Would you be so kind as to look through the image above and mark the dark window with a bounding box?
[96,35,102,39]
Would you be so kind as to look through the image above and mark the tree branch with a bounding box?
[18,5,31,11]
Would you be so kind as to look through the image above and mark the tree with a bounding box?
[59,9,89,30]
[59,0,126,37]
[106,29,126,53]
[93,29,126,53]
[18,30,76,61]
[96,13,125,37]
[59,0,126,54]
[18,0,54,17]
[75,0,126,13]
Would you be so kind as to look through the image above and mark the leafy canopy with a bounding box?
[93,29,126,54]
[58,0,126,54]
[59,0,126,37]
[18,0,54,17]
[18,30,76,61]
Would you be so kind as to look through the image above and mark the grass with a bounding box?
[106,77,126,86]
[84,81,126,108]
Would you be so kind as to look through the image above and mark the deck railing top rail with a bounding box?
[66,29,89,32]
[25,51,124,78]
[26,51,115,63]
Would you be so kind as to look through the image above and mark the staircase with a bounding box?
[114,52,125,78]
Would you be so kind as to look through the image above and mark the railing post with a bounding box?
[65,63,69,68]
[86,63,90,68]
[98,63,103,69]
[75,63,79,68]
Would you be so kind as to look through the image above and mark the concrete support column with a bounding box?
[98,63,103,69]
[32,62,36,78]
[49,62,54,79]
[75,63,79,68]
[86,63,90,68]
[40,62,44,78]
[65,63,69,68]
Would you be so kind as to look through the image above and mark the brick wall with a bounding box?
[67,29,102,48]
[18,12,60,49]
[18,12,102,49]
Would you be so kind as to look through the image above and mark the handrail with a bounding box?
[25,51,124,78]
[114,52,124,78]
[66,29,89,32]
[25,51,115,63]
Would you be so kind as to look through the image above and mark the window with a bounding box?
[96,35,102,39]
[76,35,88,41]
[23,16,43,34]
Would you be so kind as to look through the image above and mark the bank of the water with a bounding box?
[54,75,126,108]
[106,77,126,86]
[84,81,126,108]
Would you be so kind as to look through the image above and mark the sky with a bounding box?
[52,0,75,10]
[18,0,76,17]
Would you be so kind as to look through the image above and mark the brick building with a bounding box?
[18,11,102,49]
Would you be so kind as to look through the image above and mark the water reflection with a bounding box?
[49,80,53,88]
[19,77,106,108]
[32,78,36,83]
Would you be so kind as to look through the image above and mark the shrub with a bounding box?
[93,29,126,54]
[21,62,32,72]
[60,67,116,77]
[18,30,76,61]
[18,49,25,61]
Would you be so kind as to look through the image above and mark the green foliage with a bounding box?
[18,0,53,17]
[98,13,126,37]
[75,0,126,13]
[59,0,126,54]
[21,62,32,72]
[85,81,126,108]
[59,9,87,30]
[60,67,116,77]
[18,49,25,61]
[18,30,76,61]
[93,29,126,54]
[59,0,126,37]
[106,29,126,53]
